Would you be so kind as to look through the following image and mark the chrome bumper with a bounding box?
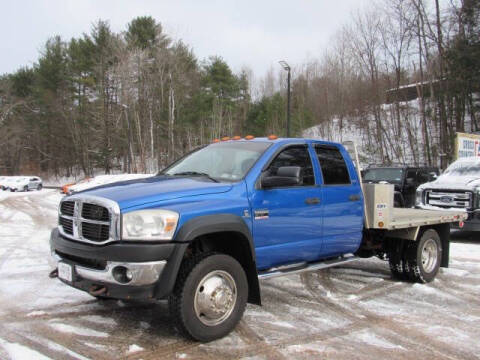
[51,252,166,286]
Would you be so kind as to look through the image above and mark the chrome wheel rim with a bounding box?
[421,238,438,273]
[194,270,237,326]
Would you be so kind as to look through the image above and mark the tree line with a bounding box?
[0,0,478,177]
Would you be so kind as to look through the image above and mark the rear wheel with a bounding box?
[405,229,441,283]
[23,185,28,192]
[37,184,43,191]
[169,253,248,342]
[388,243,408,280]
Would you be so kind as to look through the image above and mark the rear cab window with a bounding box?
[315,145,351,185]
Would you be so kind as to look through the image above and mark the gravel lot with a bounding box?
[0,190,479,359]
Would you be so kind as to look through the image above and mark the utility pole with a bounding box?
[279,61,291,137]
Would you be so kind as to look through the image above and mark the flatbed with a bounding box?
[387,208,466,229]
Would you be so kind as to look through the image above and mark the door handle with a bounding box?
[305,197,320,205]
[349,194,361,201]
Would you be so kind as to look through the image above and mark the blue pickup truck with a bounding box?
[50,137,466,341]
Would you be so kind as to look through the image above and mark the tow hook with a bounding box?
[89,285,107,296]
[49,268,58,278]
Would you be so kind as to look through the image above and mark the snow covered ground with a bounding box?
[0,190,479,359]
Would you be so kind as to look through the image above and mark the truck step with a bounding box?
[258,254,358,280]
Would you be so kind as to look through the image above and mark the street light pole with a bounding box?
[279,61,291,137]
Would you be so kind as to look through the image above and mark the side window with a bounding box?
[417,171,429,184]
[315,145,351,185]
[267,146,315,186]
[406,169,417,184]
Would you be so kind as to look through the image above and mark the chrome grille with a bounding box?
[59,217,73,234]
[60,201,75,217]
[81,203,110,222]
[425,190,473,209]
[81,221,110,241]
[58,195,120,245]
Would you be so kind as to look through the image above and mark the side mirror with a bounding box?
[262,166,302,188]
[406,177,415,186]
[429,172,438,180]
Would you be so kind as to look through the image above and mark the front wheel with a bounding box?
[169,253,248,342]
[37,184,43,191]
[405,229,442,283]
[23,185,28,192]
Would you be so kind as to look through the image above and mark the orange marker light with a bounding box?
[164,218,177,232]
[221,136,230,141]
[268,134,278,140]
[245,135,255,140]
[378,221,384,228]
[232,135,241,140]
[212,138,220,143]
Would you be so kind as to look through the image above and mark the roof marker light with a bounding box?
[232,136,241,140]
[212,139,220,143]
[245,135,255,140]
[221,136,230,141]
[268,134,278,140]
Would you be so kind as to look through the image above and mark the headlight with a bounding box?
[415,189,423,205]
[122,209,179,241]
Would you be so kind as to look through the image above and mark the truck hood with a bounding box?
[419,174,480,191]
[78,176,233,210]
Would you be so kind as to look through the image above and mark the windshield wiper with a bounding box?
[173,171,219,183]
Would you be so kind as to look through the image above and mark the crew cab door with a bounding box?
[314,144,363,257]
[250,145,323,270]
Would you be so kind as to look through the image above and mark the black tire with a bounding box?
[388,242,408,280]
[169,253,248,342]
[37,184,43,191]
[23,185,28,192]
[405,229,442,283]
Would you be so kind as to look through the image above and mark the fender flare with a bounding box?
[155,214,261,305]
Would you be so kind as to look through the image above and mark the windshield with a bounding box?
[363,168,404,184]
[163,141,271,182]
[444,162,480,176]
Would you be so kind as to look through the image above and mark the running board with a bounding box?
[258,254,358,280]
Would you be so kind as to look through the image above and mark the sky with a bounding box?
[1,0,370,77]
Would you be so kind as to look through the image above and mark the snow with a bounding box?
[353,329,405,350]
[127,344,144,354]
[0,339,51,360]
[49,323,109,338]
[0,190,479,358]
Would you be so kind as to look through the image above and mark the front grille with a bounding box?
[82,203,110,221]
[59,217,73,234]
[60,201,75,216]
[58,198,116,244]
[426,190,473,209]
[81,221,110,242]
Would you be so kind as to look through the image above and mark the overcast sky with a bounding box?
[1,0,370,77]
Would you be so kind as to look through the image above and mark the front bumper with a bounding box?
[50,252,166,286]
[49,228,187,300]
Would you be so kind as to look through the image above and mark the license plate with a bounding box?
[58,262,73,282]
